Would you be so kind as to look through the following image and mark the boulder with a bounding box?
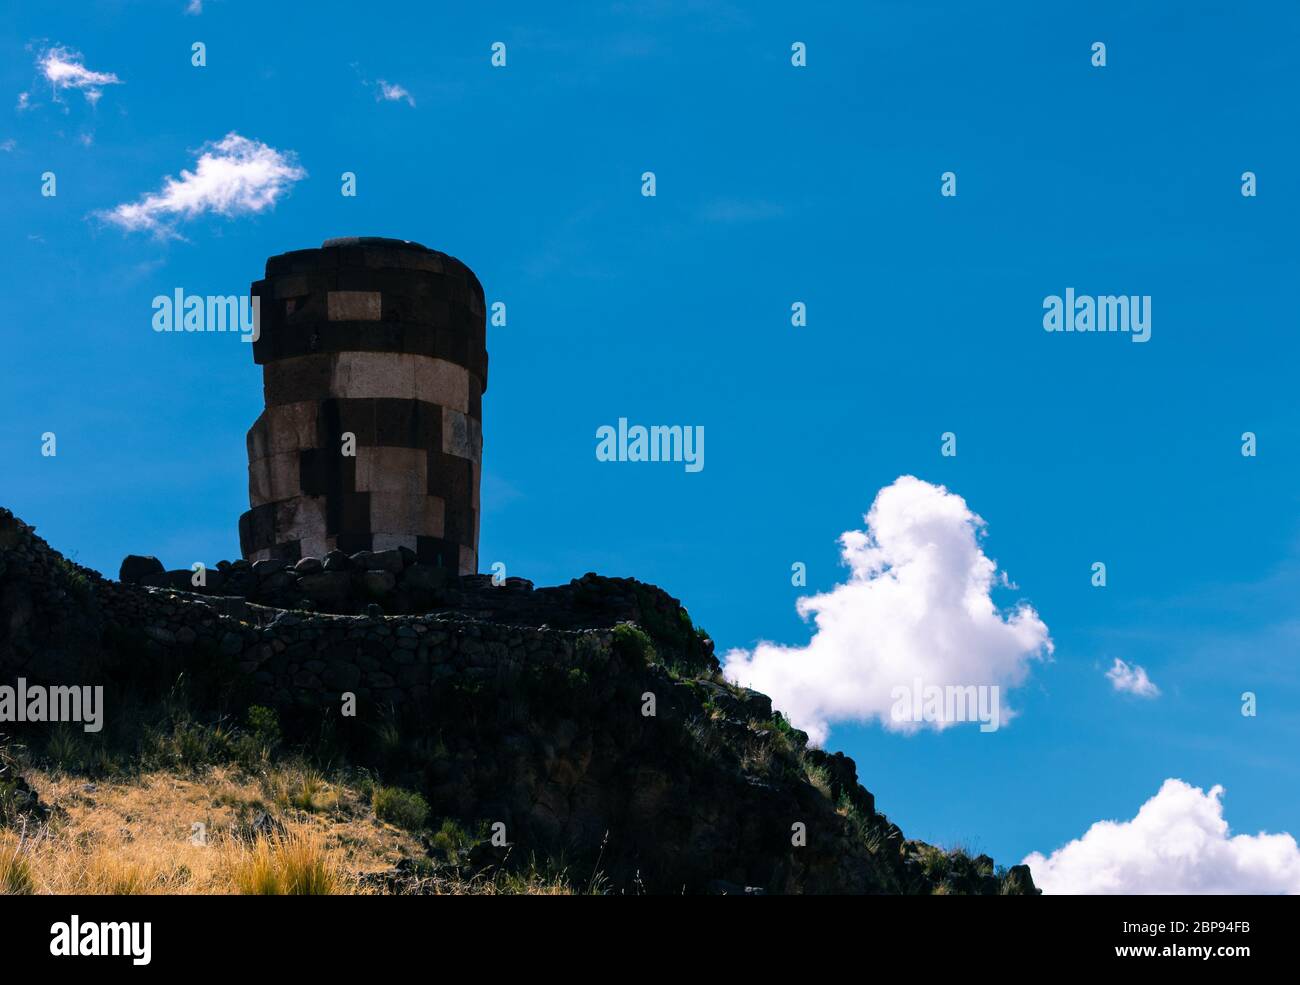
[364,549,405,574]
[119,554,164,584]
[261,570,298,595]
[162,569,198,591]
[1005,864,1040,894]
[298,571,352,605]
[360,570,397,597]
[253,558,286,579]
[403,563,450,593]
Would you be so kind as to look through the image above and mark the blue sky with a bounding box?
[2,1,1297,889]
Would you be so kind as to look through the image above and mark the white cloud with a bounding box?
[186,0,203,14]
[723,476,1052,744]
[0,138,15,152]
[375,80,415,106]
[1106,657,1160,698]
[100,132,306,237]
[36,45,122,105]
[350,64,417,108]
[1025,779,1300,894]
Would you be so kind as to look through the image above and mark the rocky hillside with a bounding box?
[0,508,1038,894]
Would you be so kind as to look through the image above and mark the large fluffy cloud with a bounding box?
[101,132,306,237]
[723,476,1052,744]
[1025,779,1300,894]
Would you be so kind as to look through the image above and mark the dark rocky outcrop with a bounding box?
[0,508,1038,895]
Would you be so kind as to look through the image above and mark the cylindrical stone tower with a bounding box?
[239,237,486,574]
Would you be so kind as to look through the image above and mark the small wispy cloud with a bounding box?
[350,64,417,107]
[1106,658,1160,698]
[375,80,416,106]
[98,132,306,239]
[0,138,16,152]
[27,44,123,107]
[185,0,204,14]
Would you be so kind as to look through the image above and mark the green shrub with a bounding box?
[247,706,281,747]
[611,623,655,665]
[804,762,833,799]
[143,718,236,769]
[429,818,477,864]
[371,786,429,831]
[229,705,281,767]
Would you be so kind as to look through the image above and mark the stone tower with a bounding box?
[239,237,486,574]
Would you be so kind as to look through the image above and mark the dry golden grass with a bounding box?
[1,829,34,894]
[225,830,344,895]
[6,767,421,895]
[4,765,590,895]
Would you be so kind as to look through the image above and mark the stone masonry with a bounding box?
[238,237,487,574]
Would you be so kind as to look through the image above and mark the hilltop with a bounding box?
[0,508,1038,895]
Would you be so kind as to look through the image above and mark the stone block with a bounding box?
[356,446,426,496]
[247,455,273,507]
[444,507,474,547]
[273,496,327,546]
[428,452,472,504]
[263,354,334,406]
[422,495,446,537]
[415,358,470,414]
[369,492,420,536]
[372,533,418,554]
[327,397,377,447]
[284,292,329,326]
[442,408,473,460]
[246,412,268,461]
[256,451,299,503]
[327,290,382,321]
[340,491,372,529]
[458,545,477,576]
[331,350,417,400]
[262,401,319,455]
